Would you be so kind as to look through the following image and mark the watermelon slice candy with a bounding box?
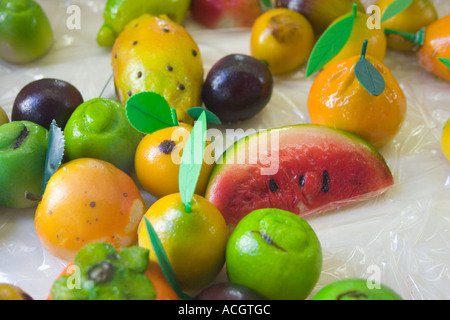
[205,124,394,227]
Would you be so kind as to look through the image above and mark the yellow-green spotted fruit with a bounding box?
[97,0,192,47]
[0,0,53,64]
[112,14,203,124]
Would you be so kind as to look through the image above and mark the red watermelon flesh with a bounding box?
[205,125,394,226]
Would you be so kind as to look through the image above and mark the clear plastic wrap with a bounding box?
[0,0,449,300]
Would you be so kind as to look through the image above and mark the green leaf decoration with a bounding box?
[381,0,413,22]
[260,0,272,8]
[438,57,450,70]
[305,4,356,77]
[354,40,386,97]
[42,120,65,194]
[125,91,178,134]
[144,217,192,300]
[384,27,425,46]
[187,107,222,125]
[179,111,207,213]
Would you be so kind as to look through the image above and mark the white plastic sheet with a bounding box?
[0,0,449,300]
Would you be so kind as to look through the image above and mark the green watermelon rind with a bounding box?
[208,124,391,183]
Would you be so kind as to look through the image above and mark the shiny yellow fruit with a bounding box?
[138,193,228,291]
[441,119,450,162]
[250,8,314,75]
[134,124,215,199]
[324,10,386,69]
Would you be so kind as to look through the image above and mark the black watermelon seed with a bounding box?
[321,170,329,193]
[192,49,197,57]
[132,40,138,46]
[163,28,169,33]
[90,201,96,207]
[167,65,173,71]
[127,90,132,97]
[269,178,278,193]
[178,84,185,90]
[299,175,305,187]
[137,71,142,79]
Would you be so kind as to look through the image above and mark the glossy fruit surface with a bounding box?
[418,15,450,82]
[194,282,266,300]
[275,0,364,34]
[97,0,191,46]
[312,278,402,300]
[112,14,203,124]
[378,0,438,51]
[226,208,322,300]
[323,10,386,70]
[205,124,394,227]
[202,54,273,123]
[0,121,48,208]
[441,118,450,162]
[138,193,228,291]
[0,0,53,63]
[0,106,9,125]
[35,158,146,261]
[308,55,406,148]
[12,78,84,130]
[64,98,142,173]
[250,8,314,75]
[0,283,33,300]
[134,124,215,199]
[190,0,262,29]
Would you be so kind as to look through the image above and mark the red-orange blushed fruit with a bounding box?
[35,158,146,261]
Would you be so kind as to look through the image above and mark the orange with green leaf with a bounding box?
[127,92,216,199]
[308,40,407,148]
